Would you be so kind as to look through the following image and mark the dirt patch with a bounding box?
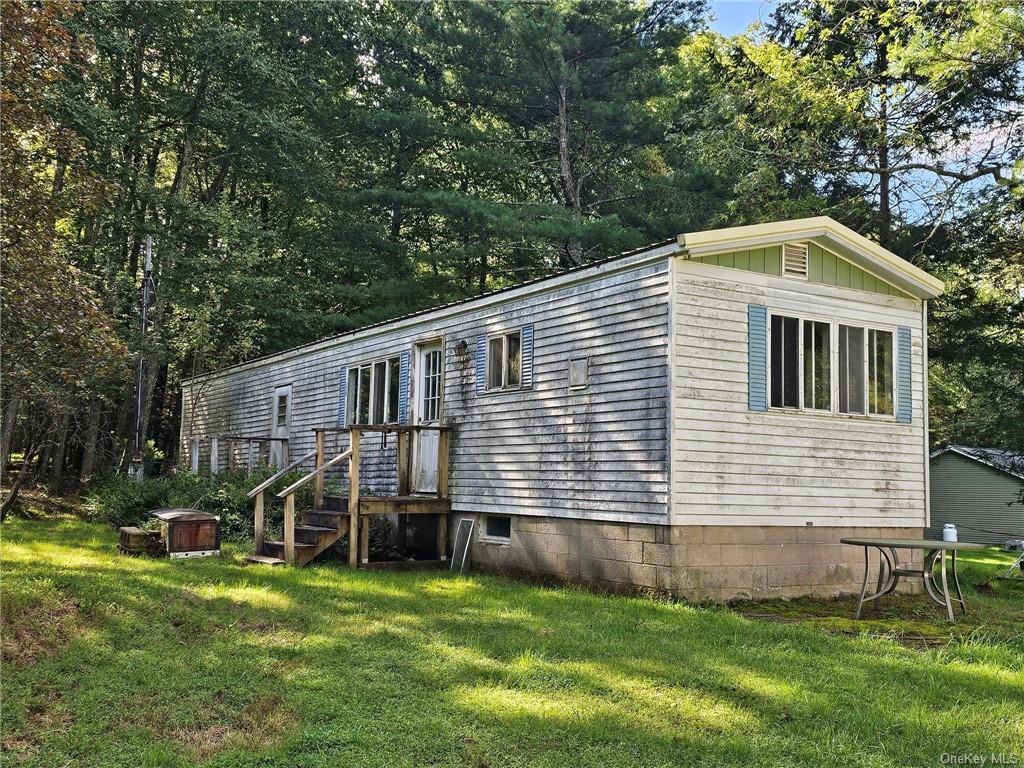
[170,693,297,760]
[0,734,39,765]
[1,597,81,665]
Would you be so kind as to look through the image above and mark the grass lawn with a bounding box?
[2,512,1022,768]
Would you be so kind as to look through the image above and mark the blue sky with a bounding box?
[707,1,775,36]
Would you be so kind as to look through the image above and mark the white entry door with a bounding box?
[269,384,291,467]
[412,341,443,494]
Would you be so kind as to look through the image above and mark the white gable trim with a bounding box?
[677,216,944,300]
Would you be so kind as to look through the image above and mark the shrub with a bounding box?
[84,468,314,541]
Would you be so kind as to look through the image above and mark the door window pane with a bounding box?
[802,320,831,410]
[770,314,799,408]
[422,349,442,422]
[868,329,894,415]
[839,325,865,414]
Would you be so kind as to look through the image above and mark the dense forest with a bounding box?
[2,0,1022,502]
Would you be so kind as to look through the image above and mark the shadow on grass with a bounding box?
[2,517,1023,768]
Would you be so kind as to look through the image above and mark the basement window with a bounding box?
[481,515,511,543]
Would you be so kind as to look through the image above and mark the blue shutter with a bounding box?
[398,350,411,423]
[520,324,534,388]
[748,305,768,411]
[337,368,348,427]
[896,326,912,423]
[475,334,487,394]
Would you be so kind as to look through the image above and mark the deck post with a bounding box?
[254,490,265,554]
[360,510,370,564]
[348,428,360,568]
[397,430,411,496]
[314,430,325,509]
[436,429,449,561]
[284,493,295,564]
[437,429,449,497]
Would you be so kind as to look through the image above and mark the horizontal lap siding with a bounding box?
[927,453,1024,545]
[671,260,927,528]
[182,260,672,523]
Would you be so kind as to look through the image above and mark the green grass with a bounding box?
[2,514,1022,768]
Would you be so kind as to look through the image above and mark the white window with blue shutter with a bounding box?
[477,323,534,393]
[749,306,910,423]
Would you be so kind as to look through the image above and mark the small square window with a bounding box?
[483,515,511,541]
[569,357,589,389]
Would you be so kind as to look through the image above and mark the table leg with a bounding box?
[939,549,955,622]
[856,545,870,619]
[883,547,902,596]
[873,546,893,613]
[950,550,966,616]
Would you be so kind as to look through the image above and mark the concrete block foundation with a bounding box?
[457,514,924,602]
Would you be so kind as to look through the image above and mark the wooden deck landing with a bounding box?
[359,496,451,516]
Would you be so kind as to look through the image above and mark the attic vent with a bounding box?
[783,243,809,278]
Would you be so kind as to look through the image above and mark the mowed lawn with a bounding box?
[2,516,1022,768]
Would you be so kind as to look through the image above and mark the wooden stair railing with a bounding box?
[245,448,317,554]
[275,447,352,565]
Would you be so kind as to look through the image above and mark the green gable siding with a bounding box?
[691,243,909,297]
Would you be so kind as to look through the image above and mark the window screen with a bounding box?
[770,314,799,408]
[867,329,894,415]
[839,325,865,414]
[802,320,831,410]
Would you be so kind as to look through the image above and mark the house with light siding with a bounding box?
[180,216,944,600]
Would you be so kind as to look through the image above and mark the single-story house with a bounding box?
[928,445,1024,546]
[180,216,945,600]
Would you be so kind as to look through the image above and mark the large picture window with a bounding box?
[347,356,402,425]
[486,330,522,390]
[763,310,899,420]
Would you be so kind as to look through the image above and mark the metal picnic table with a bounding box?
[840,538,987,622]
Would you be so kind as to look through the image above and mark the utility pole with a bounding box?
[129,236,154,482]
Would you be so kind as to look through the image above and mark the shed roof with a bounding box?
[931,445,1024,481]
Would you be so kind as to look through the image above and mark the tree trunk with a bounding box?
[49,412,70,493]
[876,38,892,249]
[0,392,21,484]
[80,400,101,485]
[1,444,37,522]
[556,82,584,268]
